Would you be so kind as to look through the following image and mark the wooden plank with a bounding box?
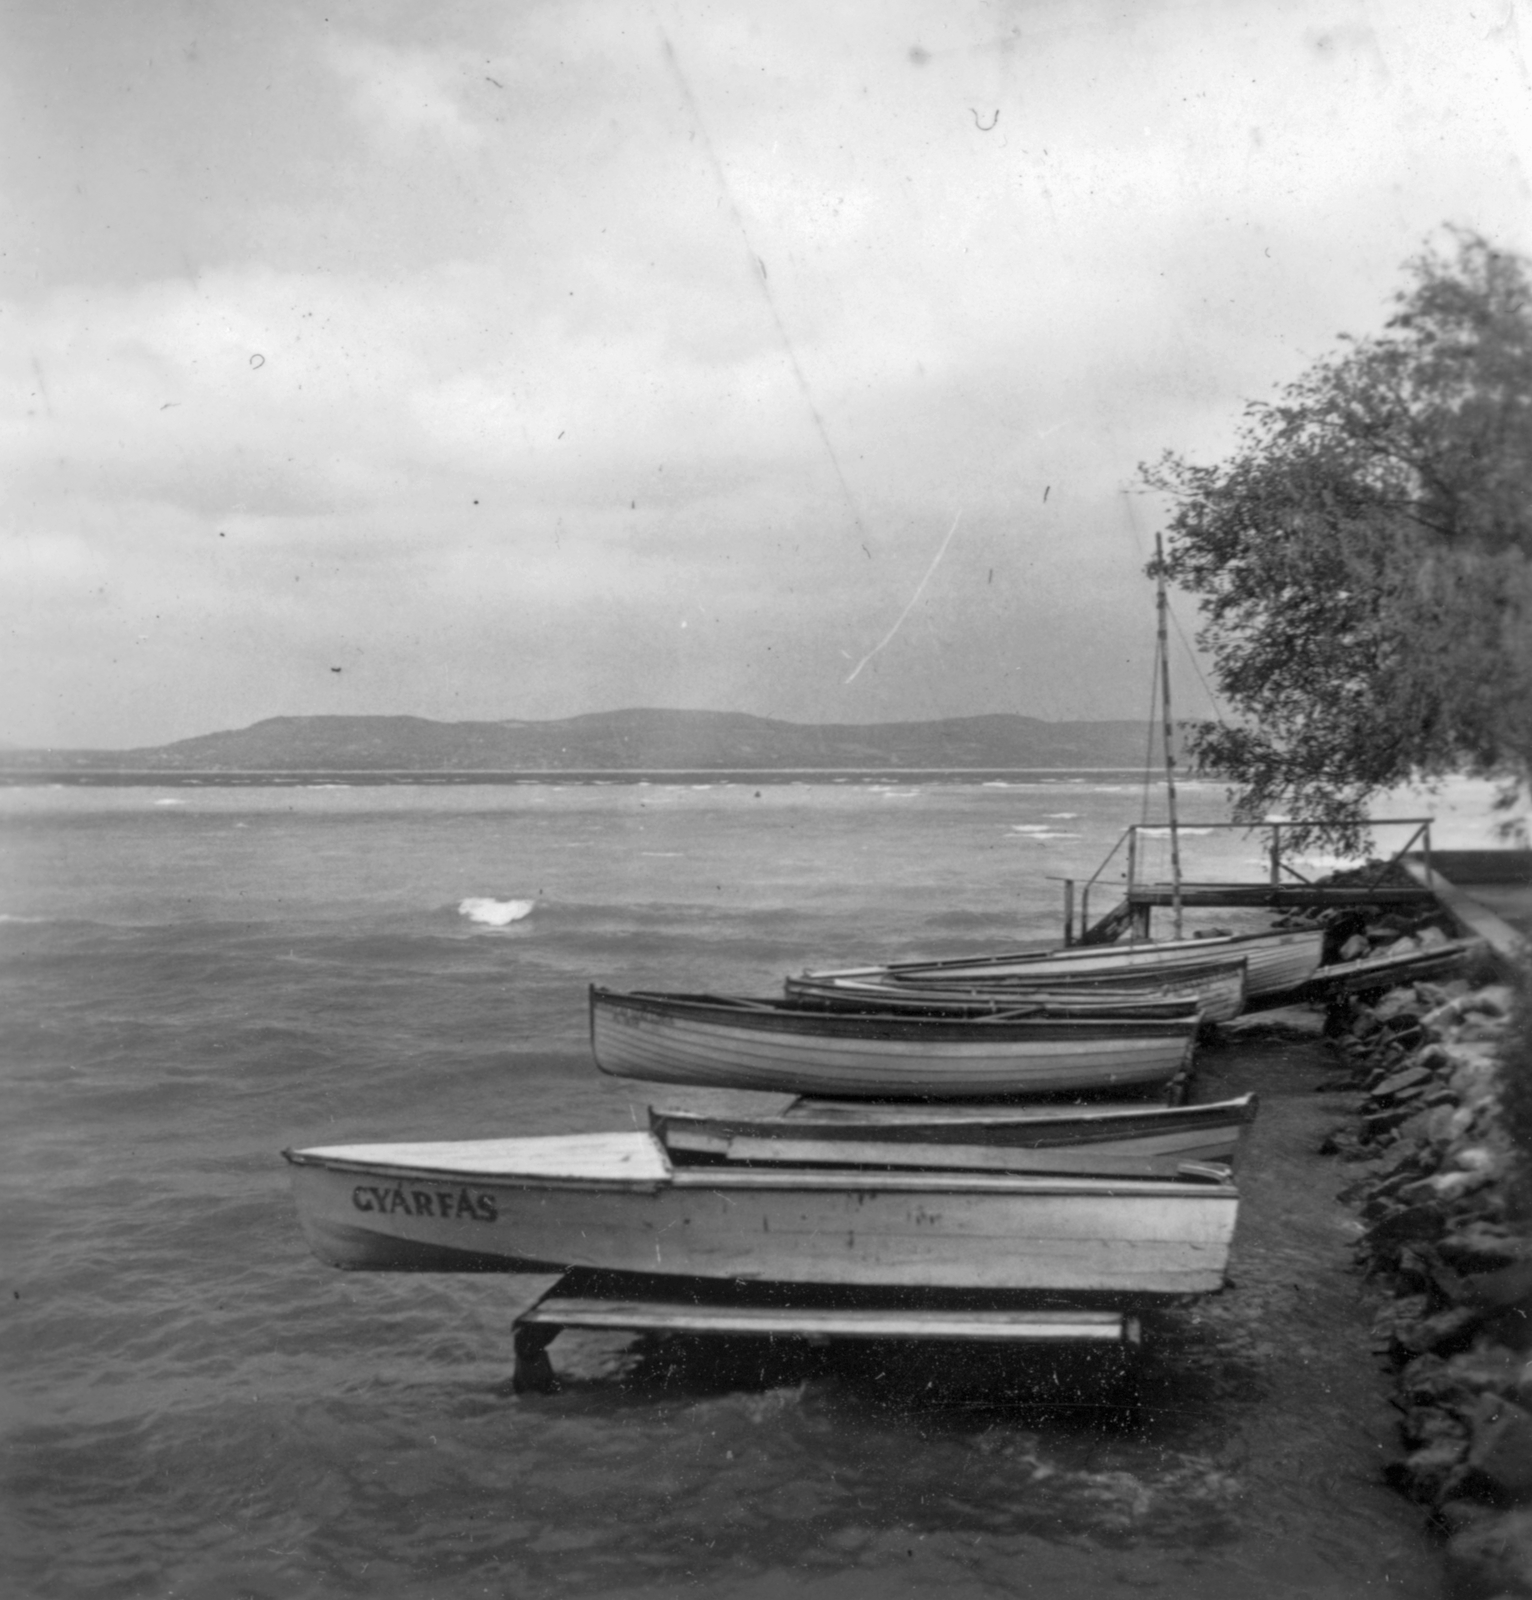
[1411,849,1532,887]
[1404,862,1529,964]
[1126,883,1429,906]
[292,1131,672,1182]
[517,1295,1138,1344]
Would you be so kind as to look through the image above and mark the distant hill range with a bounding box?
[0,710,1153,776]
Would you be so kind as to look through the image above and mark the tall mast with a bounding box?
[1155,533,1184,938]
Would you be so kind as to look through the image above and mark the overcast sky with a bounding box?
[4,0,1530,747]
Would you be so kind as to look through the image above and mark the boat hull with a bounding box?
[1294,937,1485,1000]
[285,1134,1237,1296]
[651,1093,1258,1178]
[589,988,1198,1098]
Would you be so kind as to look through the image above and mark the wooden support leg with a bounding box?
[512,1321,561,1394]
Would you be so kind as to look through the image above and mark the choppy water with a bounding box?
[3,780,1440,1597]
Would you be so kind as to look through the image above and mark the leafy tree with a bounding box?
[1145,229,1532,849]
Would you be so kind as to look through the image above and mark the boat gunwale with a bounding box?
[284,1147,1236,1198]
[878,954,1252,985]
[805,934,1315,985]
[649,1091,1258,1141]
[780,979,1207,1018]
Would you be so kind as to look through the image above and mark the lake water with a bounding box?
[2,778,1443,1598]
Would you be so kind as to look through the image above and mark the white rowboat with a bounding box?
[809,927,1321,1001]
[784,958,1247,1024]
[650,1092,1258,1178]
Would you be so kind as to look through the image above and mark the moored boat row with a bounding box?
[286,911,1340,1313]
[805,926,1323,1001]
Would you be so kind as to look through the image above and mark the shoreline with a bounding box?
[1263,864,1531,1596]
[0,766,1162,788]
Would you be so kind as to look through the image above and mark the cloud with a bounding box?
[2,0,1530,744]
[325,31,487,150]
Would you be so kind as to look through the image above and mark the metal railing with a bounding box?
[1063,817,1435,945]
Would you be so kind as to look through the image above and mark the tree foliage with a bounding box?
[1146,229,1532,848]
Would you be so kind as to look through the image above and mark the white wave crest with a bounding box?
[459,897,536,927]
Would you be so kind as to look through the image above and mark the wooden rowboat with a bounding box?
[784,959,1246,1023]
[1292,936,1486,1001]
[588,986,1198,1098]
[284,1131,1239,1296]
[650,1092,1258,1178]
[809,927,1321,1001]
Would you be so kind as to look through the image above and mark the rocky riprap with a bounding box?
[1296,899,1532,1599]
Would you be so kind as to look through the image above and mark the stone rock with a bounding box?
[1458,1259,1532,1313]
[1450,1145,1510,1178]
[1398,1304,1490,1357]
[1439,1224,1527,1273]
[1459,1017,1513,1043]
[1447,1042,1507,1072]
[1430,979,1474,1001]
[1376,1139,1434,1181]
[1366,1104,1429,1140]
[1445,1506,1532,1598]
[1425,1102,1481,1148]
[1320,1125,1377,1160]
[1377,1295,1434,1349]
[1447,1345,1528,1400]
[1373,1064,1439,1101]
[1469,986,1517,1018]
[1418,924,1451,948]
[1403,1345,1525,1409]
[1351,1007,1383,1038]
[1222,1005,1327,1040]
[1468,1397,1532,1500]
[1427,987,1519,1035]
[1437,1497,1500,1534]
[1376,985,1425,1021]
[1390,1438,1470,1503]
[1429,1171,1493,1205]
[1368,1203,1450,1252]
[1452,1062,1504,1107]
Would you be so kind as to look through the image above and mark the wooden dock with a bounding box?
[1070,817,1439,943]
[511,1277,1141,1392]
